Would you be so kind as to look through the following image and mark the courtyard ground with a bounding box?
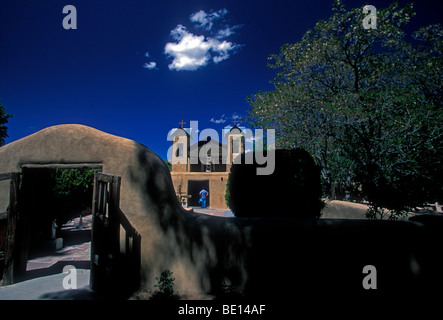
[190,206,234,217]
[0,214,94,299]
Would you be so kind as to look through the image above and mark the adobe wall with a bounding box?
[0,124,181,287]
[0,124,238,294]
[0,124,438,298]
[321,200,369,219]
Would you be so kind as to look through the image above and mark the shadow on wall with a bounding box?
[129,148,443,299]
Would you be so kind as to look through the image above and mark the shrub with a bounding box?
[226,148,324,218]
[150,269,180,300]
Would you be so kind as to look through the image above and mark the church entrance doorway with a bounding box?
[188,180,210,207]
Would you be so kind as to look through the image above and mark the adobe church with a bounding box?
[170,123,245,209]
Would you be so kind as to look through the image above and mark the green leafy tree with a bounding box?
[53,168,95,197]
[247,1,443,219]
[0,101,12,146]
[52,168,95,223]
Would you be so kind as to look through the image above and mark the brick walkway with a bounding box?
[26,215,92,275]
[0,215,93,299]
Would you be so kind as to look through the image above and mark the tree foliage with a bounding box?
[247,1,443,219]
[0,101,12,146]
[53,168,95,197]
[52,168,95,223]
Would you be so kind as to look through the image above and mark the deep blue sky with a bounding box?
[1,0,441,160]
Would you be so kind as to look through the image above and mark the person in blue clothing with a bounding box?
[199,189,209,208]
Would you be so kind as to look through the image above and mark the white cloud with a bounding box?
[211,40,235,63]
[190,9,228,30]
[210,114,227,124]
[147,8,243,72]
[190,10,210,29]
[143,61,157,70]
[211,112,243,125]
[170,24,188,41]
[164,25,237,71]
[216,27,235,39]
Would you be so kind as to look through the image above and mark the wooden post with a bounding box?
[89,172,100,291]
[132,231,141,292]
[111,175,121,254]
[108,175,121,285]
[89,172,140,294]
[2,173,20,285]
[90,173,122,292]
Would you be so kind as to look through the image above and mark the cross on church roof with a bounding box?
[232,119,240,126]
[179,120,186,128]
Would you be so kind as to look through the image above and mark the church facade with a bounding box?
[170,124,244,209]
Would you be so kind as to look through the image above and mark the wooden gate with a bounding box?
[90,172,141,295]
[0,172,21,285]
